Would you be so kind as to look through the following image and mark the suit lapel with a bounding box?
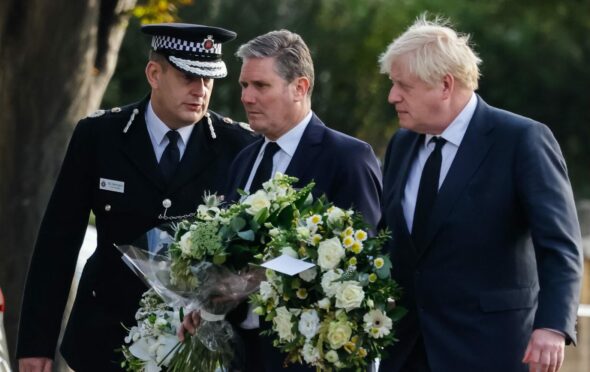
[119,99,166,191]
[385,132,422,256]
[285,113,325,182]
[417,97,495,259]
[238,139,265,190]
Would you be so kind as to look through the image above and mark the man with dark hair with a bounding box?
[17,23,256,372]
[181,29,382,372]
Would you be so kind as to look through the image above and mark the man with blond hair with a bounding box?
[378,15,583,372]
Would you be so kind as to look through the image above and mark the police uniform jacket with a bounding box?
[17,96,257,371]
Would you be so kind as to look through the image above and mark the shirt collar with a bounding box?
[268,111,313,156]
[146,101,194,146]
[425,92,477,147]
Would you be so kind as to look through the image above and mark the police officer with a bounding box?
[17,23,257,372]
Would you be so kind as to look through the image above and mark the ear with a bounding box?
[145,61,162,89]
[441,73,454,99]
[292,76,310,101]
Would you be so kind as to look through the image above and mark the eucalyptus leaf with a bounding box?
[230,217,246,232]
[237,230,255,241]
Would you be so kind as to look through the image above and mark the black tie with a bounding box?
[159,130,180,182]
[412,137,446,248]
[249,142,281,192]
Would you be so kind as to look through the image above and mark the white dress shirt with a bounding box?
[240,111,312,329]
[145,101,194,162]
[243,111,312,193]
[402,93,477,232]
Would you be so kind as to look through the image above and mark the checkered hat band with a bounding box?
[152,35,222,55]
[169,56,228,78]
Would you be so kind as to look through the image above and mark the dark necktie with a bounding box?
[412,137,446,248]
[249,142,281,192]
[159,130,180,182]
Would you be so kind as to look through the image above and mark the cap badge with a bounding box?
[203,36,215,50]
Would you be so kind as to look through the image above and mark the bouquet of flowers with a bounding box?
[250,196,406,370]
[118,173,317,371]
[120,289,180,372]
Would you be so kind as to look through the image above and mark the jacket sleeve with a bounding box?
[515,122,583,344]
[332,141,383,230]
[17,119,94,358]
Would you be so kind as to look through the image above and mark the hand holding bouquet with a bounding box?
[118,174,317,371]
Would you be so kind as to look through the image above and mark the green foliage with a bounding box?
[105,0,590,196]
[134,0,195,24]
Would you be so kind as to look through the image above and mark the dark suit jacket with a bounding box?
[226,113,382,228]
[226,113,382,372]
[379,96,583,372]
[16,97,257,371]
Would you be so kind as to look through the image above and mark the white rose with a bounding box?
[301,342,320,364]
[259,281,277,303]
[298,309,320,340]
[244,190,271,215]
[335,281,365,311]
[281,246,298,258]
[327,207,346,226]
[325,350,339,363]
[296,226,311,240]
[299,267,317,282]
[317,237,345,270]
[273,307,295,342]
[317,297,331,310]
[327,321,352,350]
[178,231,192,256]
[321,269,343,298]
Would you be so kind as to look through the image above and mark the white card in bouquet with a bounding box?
[261,254,315,276]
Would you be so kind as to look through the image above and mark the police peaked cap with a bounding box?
[141,23,237,79]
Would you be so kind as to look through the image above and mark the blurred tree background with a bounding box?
[105,0,590,195]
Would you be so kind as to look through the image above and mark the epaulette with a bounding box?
[87,109,106,118]
[237,122,254,132]
[86,106,125,119]
[219,115,254,132]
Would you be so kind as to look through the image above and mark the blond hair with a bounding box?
[379,14,481,90]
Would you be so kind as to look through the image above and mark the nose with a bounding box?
[189,78,206,97]
[388,85,401,105]
[241,86,255,105]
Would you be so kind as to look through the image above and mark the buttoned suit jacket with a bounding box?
[17,97,257,371]
[226,113,382,371]
[379,96,583,372]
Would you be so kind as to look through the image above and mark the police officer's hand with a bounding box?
[178,310,201,342]
[19,357,52,372]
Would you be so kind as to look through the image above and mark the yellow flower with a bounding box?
[298,246,308,257]
[343,341,356,353]
[351,241,363,254]
[368,273,378,283]
[309,214,322,225]
[357,347,368,358]
[354,229,368,241]
[343,226,354,237]
[342,235,354,248]
[296,288,308,299]
[374,257,385,269]
[311,234,322,246]
[348,257,357,266]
